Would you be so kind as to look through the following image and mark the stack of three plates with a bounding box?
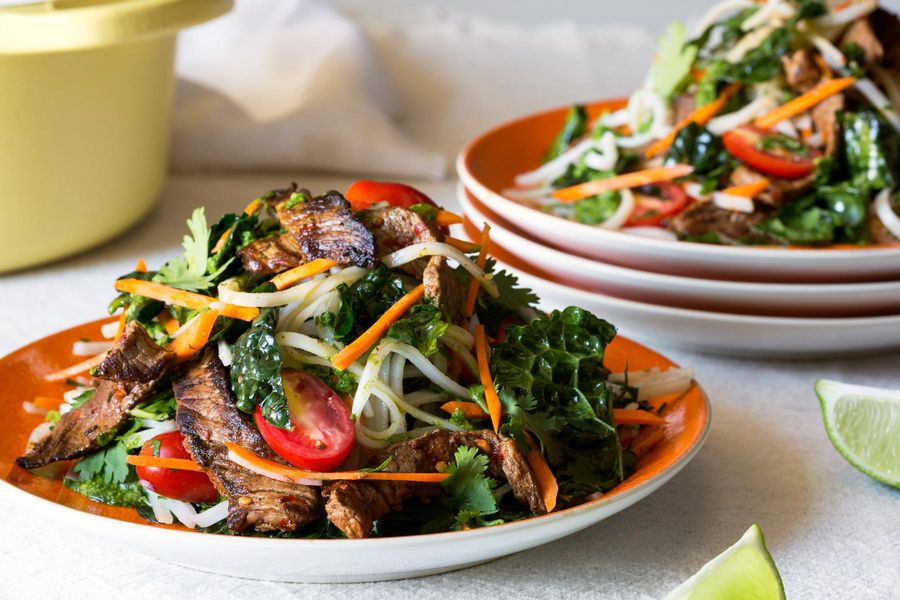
[456,101,900,358]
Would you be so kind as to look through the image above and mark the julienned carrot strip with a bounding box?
[474,325,502,433]
[755,77,856,129]
[224,442,449,482]
[525,433,558,513]
[719,179,770,198]
[331,284,425,371]
[158,308,181,335]
[630,426,666,457]
[613,408,665,426]
[445,237,481,253]
[44,352,107,382]
[440,401,488,419]
[169,309,220,361]
[645,83,741,158]
[552,165,695,203]
[126,455,204,472]
[114,309,128,339]
[465,224,491,317]
[270,258,338,291]
[114,279,259,322]
[32,396,62,410]
[435,210,464,227]
[211,198,265,253]
[135,258,148,273]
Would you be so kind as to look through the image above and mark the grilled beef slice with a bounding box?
[174,349,320,532]
[17,322,174,469]
[811,92,844,156]
[667,200,772,244]
[240,186,375,276]
[728,165,815,205]
[323,429,545,539]
[871,8,900,69]
[360,206,467,324]
[781,49,823,93]
[842,17,885,65]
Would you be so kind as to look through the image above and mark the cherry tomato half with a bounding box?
[254,369,355,472]
[722,126,819,180]
[136,431,218,503]
[625,182,690,227]
[345,180,437,212]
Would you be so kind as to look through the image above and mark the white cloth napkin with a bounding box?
[172,0,447,179]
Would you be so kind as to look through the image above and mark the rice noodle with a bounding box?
[127,420,178,446]
[218,278,321,308]
[217,339,233,367]
[439,335,479,375]
[874,188,900,240]
[281,267,367,331]
[810,0,877,30]
[27,422,53,448]
[163,497,198,528]
[621,226,679,241]
[100,321,119,339]
[169,312,201,339]
[707,95,776,135]
[713,193,755,213]
[403,390,445,407]
[692,0,755,36]
[502,186,554,202]
[582,132,618,171]
[72,340,114,357]
[381,242,500,297]
[514,137,600,187]
[627,89,669,140]
[608,367,695,401]
[63,387,92,404]
[740,1,794,31]
[444,324,475,349]
[193,500,229,528]
[596,188,636,230]
[145,489,174,525]
[378,340,469,399]
[727,24,775,63]
[21,401,49,416]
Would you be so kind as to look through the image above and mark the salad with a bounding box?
[506,0,900,246]
[16,182,693,538]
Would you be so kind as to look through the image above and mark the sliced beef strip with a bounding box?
[670,94,696,124]
[782,49,823,93]
[174,349,320,532]
[276,190,375,269]
[871,8,900,69]
[239,234,307,278]
[667,199,772,244]
[360,207,468,324]
[842,17,884,65]
[811,92,844,156]
[323,429,545,539]
[17,322,174,469]
[728,165,815,205]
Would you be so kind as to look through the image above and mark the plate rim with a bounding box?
[456,99,900,260]
[0,318,712,550]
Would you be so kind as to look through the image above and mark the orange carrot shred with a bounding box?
[552,165,695,203]
[157,308,181,335]
[440,401,488,419]
[719,178,770,198]
[32,396,62,411]
[630,427,666,457]
[114,309,128,339]
[44,352,107,382]
[465,224,491,317]
[224,442,449,482]
[270,258,338,291]
[435,210,464,227]
[645,83,741,158]
[613,408,665,426]
[168,309,220,361]
[331,284,425,371]
[474,324,502,433]
[114,279,259,322]
[135,259,148,273]
[755,77,856,129]
[126,455,205,472]
[445,237,481,253]
[525,433,558,512]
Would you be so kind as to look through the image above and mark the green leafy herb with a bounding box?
[316,284,354,340]
[300,364,359,396]
[153,208,233,292]
[149,439,162,457]
[387,303,450,357]
[284,191,308,209]
[408,202,439,220]
[64,476,147,507]
[757,133,809,156]
[841,111,897,190]
[74,442,129,485]
[359,456,393,473]
[468,259,540,335]
[486,307,621,501]
[572,191,622,226]
[449,408,475,431]
[69,388,95,410]
[664,123,734,191]
[440,447,500,530]
[723,27,793,83]
[230,308,289,429]
[129,387,176,421]
[792,0,826,21]
[650,22,698,99]
[544,105,588,162]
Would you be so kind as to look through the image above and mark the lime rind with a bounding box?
[663,524,785,600]
[815,379,900,488]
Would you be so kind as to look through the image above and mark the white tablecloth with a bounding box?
[1,174,898,599]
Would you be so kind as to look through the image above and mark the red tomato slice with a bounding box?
[345,180,437,212]
[722,126,818,180]
[625,182,690,227]
[254,369,354,472]
[136,431,218,503]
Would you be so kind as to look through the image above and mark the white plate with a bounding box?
[458,184,900,318]
[1,435,706,583]
[457,147,900,283]
[476,256,900,358]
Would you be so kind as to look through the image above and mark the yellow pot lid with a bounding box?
[0,0,232,54]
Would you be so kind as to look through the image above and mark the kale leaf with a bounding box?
[841,111,897,190]
[387,303,449,357]
[664,123,734,190]
[347,264,408,335]
[544,105,588,162]
[486,306,622,501]
[230,308,289,429]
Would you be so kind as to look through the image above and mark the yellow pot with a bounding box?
[0,0,232,273]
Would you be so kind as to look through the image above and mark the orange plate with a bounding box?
[0,318,710,533]
[459,97,899,252]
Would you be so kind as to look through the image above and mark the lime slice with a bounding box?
[663,524,785,600]
[815,379,900,488]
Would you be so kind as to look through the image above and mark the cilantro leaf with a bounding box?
[441,447,499,530]
[387,303,449,357]
[650,22,697,99]
[154,208,233,291]
[74,442,129,485]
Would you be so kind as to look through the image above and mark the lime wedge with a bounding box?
[663,524,785,600]
[815,379,900,488]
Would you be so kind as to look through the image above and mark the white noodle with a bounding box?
[378,340,469,399]
[71,340,114,357]
[217,339,233,367]
[713,193,755,213]
[514,137,599,187]
[621,226,679,241]
[218,278,320,308]
[381,242,500,297]
[100,321,119,339]
[874,189,900,241]
[444,325,475,349]
[609,367,695,401]
[596,188,636,231]
[439,336,479,376]
[707,95,776,135]
[193,501,229,528]
[145,490,174,525]
[21,401,48,416]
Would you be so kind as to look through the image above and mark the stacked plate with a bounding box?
[456,101,900,358]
